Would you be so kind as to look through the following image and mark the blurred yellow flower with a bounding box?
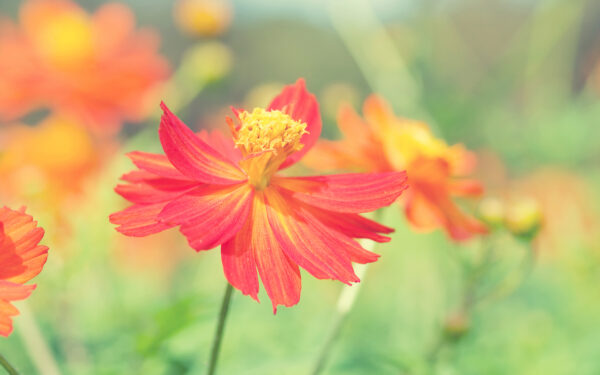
[174,0,233,37]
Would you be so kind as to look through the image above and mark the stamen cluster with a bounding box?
[235,108,308,155]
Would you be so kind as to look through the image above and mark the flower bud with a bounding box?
[443,312,469,340]
[477,196,504,229]
[505,197,542,240]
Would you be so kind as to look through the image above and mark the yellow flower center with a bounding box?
[233,108,308,189]
[36,11,94,68]
[235,108,307,155]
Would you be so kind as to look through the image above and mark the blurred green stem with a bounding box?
[207,283,234,375]
[15,303,61,375]
[427,239,495,364]
[311,210,383,375]
[427,237,536,366]
[311,262,370,375]
[477,242,536,308]
[0,353,18,375]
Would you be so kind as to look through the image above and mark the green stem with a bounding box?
[311,210,383,375]
[207,283,234,375]
[0,353,19,375]
[427,239,495,365]
[311,262,371,375]
[477,243,536,308]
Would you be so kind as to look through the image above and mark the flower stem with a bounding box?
[15,303,61,375]
[311,262,370,375]
[0,353,19,375]
[207,283,234,375]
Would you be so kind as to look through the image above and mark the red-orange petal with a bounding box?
[158,183,253,251]
[251,192,301,312]
[0,281,35,337]
[268,79,322,170]
[158,102,246,184]
[0,207,48,284]
[115,176,196,205]
[304,205,393,244]
[273,171,409,213]
[264,188,359,283]
[127,151,189,180]
[197,129,242,165]
[221,222,260,302]
[110,203,175,237]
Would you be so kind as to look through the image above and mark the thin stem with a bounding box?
[207,283,234,375]
[427,239,495,365]
[311,209,383,375]
[0,353,19,375]
[14,303,61,375]
[311,263,370,375]
[477,243,536,308]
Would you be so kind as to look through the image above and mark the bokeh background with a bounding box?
[0,0,599,374]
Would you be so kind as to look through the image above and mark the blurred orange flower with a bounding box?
[0,207,48,337]
[305,96,487,241]
[0,115,102,218]
[0,0,170,133]
[0,115,99,197]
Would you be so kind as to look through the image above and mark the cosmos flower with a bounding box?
[0,207,49,337]
[304,96,487,241]
[0,0,169,133]
[110,79,408,311]
[0,115,98,196]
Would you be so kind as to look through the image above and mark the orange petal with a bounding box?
[0,207,48,284]
[406,158,487,241]
[0,281,35,337]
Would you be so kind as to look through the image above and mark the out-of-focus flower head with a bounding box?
[110,79,409,312]
[0,207,48,337]
[479,194,542,241]
[173,0,233,37]
[504,197,542,241]
[477,196,505,229]
[0,115,101,219]
[304,96,487,241]
[0,0,170,134]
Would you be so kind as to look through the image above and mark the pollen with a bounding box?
[234,108,308,155]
